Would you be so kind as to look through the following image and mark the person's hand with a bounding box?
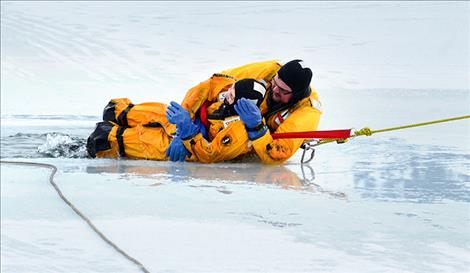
[166,101,191,127]
[166,135,191,162]
[166,101,199,139]
[234,98,267,140]
[234,98,262,128]
[193,118,208,139]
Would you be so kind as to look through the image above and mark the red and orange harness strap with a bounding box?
[271,129,351,140]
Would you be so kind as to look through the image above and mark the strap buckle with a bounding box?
[300,140,317,164]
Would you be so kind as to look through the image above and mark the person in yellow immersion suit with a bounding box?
[86,78,266,162]
[167,59,322,164]
[166,78,267,163]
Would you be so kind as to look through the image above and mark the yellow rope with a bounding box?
[353,115,470,137]
[309,114,470,148]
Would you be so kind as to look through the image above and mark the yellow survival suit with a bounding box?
[87,60,322,164]
[87,75,257,162]
[180,60,322,164]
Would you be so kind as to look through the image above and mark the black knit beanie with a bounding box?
[265,60,313,118]
[277,59,312,96]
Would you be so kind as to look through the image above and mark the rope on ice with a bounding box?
[0,160,151,273]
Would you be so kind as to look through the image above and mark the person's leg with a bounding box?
[87,122,171,160]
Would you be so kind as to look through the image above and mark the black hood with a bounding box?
[207,101,237,120]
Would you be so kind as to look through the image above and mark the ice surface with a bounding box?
[1,1,469,273]
[2,159,469,273]
[1,165,141,273]
[1,2,468,115]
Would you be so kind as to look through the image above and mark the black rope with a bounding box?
[0,161,151,273]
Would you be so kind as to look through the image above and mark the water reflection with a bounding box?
[352,141,470,203]
[86,161,346,198]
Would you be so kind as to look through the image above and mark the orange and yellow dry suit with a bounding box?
[92,98,176,160]
[181,100,252,163]
[89,60,322,164]
[180,60,323,164]
[91,75,257,162]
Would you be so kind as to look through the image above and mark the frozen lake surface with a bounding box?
[1,1,469,273]
[2,89,469,273]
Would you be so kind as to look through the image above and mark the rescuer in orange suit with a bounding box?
[167,59,322,164]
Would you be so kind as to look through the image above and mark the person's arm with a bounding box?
[220,60,281,79]
[251,107,321,164]
[180,75,235,119]
[182,121,252,163]
[180,60,282,118]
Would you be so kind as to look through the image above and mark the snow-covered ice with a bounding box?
[1,1,469,273]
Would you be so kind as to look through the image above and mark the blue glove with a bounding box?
[234,98,267,140]
[234,98,262,128]
[194,118,208,140]
[166,101,199,139]
[166,135,191,162]
[166,101,191,127]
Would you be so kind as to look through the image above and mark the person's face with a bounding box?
[271,74,293,104]
[225,85,236,105]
